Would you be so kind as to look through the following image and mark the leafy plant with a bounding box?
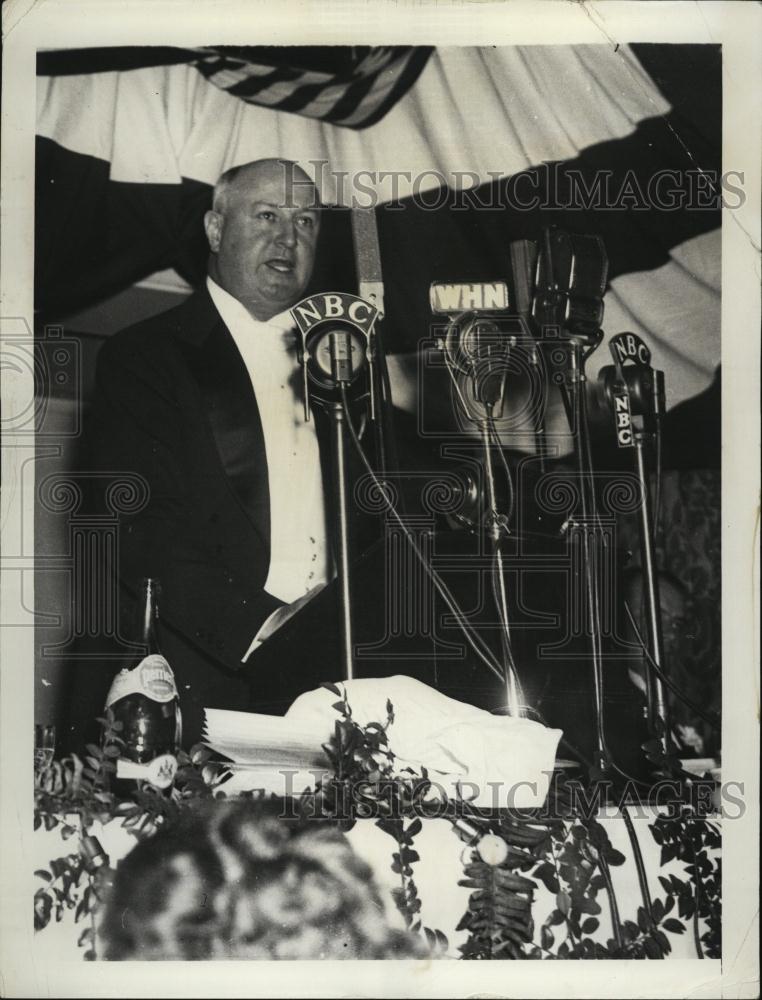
[34,699,721,963]
[33,713,221,956]
[312,683,448,954]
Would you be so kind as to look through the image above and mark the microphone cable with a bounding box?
[624,601,720,731]
[338,383,510,688]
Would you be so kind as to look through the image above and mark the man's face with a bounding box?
[206,163,320,321]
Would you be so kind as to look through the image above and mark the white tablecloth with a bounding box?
[31,808,717,962]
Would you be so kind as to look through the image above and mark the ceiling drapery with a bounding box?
[35,43,721,410]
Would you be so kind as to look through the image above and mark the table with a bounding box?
[31,803,719,962]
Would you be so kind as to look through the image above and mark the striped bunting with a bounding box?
[190,46,432,128]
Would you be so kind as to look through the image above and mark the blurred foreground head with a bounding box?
[100,799,422,960]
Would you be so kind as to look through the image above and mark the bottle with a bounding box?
[104,578,182,791]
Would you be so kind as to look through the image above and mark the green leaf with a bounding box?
[458,878,487,890]
[34,891,52,931]
[322,682,342,697]
[533,861,559,894]
[189,747,208,767]
[577,896,602,916]
[541,925,554,950]
[643,936,661,959]
[624,920,639,940]
[581,917,599,934]
[34,869,52,883]
[406,817,422,839]
[589,873,606,892]
[661,844,676,866]
[662,918,686,934]
[555,890,571,916]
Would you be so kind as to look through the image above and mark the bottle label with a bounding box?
[116,753,178,790]
[105,654,178,707]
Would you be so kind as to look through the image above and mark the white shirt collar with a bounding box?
[206,276,296,336]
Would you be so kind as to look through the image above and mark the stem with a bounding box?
[391,818,414,930]
[90,874,98,959]
[690,841,704,959]
[549,823,580,949]
[622,806,652,917]
[597,854,624,952]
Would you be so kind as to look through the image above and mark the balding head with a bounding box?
[204,159,321,321]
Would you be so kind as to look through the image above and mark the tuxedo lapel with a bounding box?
[175,290,270,556]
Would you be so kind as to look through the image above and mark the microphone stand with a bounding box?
[621,363,670,756]
[327,400,355,682]
[478,411,522,716]
[472,344,523,718]
[557,336,610,770]
[596,344,673,765]
[292,292,386,687]
[632,428,669,750]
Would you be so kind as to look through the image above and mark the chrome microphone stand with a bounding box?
[529,226,611,770]
[326,397,355,681]
[632,427,670,747]
[450,327,524,718]
[555,335,610,768]
[599,345,671,754]
[479,408,523,718]
[291,297,382,685]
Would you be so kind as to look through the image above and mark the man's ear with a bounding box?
[204,210,223,252]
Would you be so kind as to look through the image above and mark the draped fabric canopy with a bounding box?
[35,43,721,410]
[37,46,669,196]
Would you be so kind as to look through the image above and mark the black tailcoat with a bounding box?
[67,288,338,747]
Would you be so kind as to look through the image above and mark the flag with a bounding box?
[191,46,433,128]
[37,45,433,129]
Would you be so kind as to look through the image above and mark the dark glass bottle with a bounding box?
[104,579,182,790]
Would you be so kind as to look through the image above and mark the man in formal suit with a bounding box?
[67,159,341,748]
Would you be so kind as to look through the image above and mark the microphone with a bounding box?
[327,329,355,384]
[596,332,664,445]
[289,292,379,418]
[430,280,526,420]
